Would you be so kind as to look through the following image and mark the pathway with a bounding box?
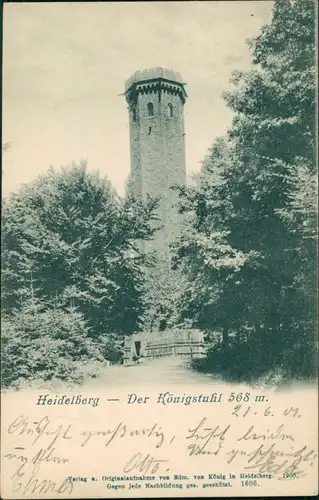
[94,356,217,387]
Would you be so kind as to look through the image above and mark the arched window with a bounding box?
[168,103,173,118]
[147,102,154,117]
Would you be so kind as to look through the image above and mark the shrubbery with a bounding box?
[0,298,110,388]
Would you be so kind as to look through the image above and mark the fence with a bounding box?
[123,329,206,365]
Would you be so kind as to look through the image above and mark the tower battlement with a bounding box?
[125,67,186,92]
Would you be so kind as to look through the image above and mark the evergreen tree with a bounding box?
[1,283,104,387]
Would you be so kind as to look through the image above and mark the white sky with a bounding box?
[2,1,273,198]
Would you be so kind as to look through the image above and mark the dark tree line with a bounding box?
[170,0,317,382]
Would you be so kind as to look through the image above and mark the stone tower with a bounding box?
[124,67,187,260]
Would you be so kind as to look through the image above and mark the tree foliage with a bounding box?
[1,162,158,386]
[1,296,104,387]
[172,0,317,382]
[2,162,157,335]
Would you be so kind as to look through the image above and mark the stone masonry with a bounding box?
[124,68,187,260]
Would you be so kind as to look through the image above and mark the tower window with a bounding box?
[147,102,154,117]
[168,103,173,118]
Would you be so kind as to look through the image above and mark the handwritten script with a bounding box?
[1,391,318,498]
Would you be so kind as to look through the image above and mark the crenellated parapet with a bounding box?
[125,67,185,90]
[125,67,187,105]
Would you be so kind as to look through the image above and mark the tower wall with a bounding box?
[125,68,187,258]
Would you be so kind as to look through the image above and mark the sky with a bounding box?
[2,1,273,198]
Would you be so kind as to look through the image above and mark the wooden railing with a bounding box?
[123,329,206,364]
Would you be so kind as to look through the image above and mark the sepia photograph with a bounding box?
[1,1,318,498]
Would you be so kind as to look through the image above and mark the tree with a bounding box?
[142,264,187,332]
[1,294,103,388]
[2,162,158,339]
[173,0,317,382]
